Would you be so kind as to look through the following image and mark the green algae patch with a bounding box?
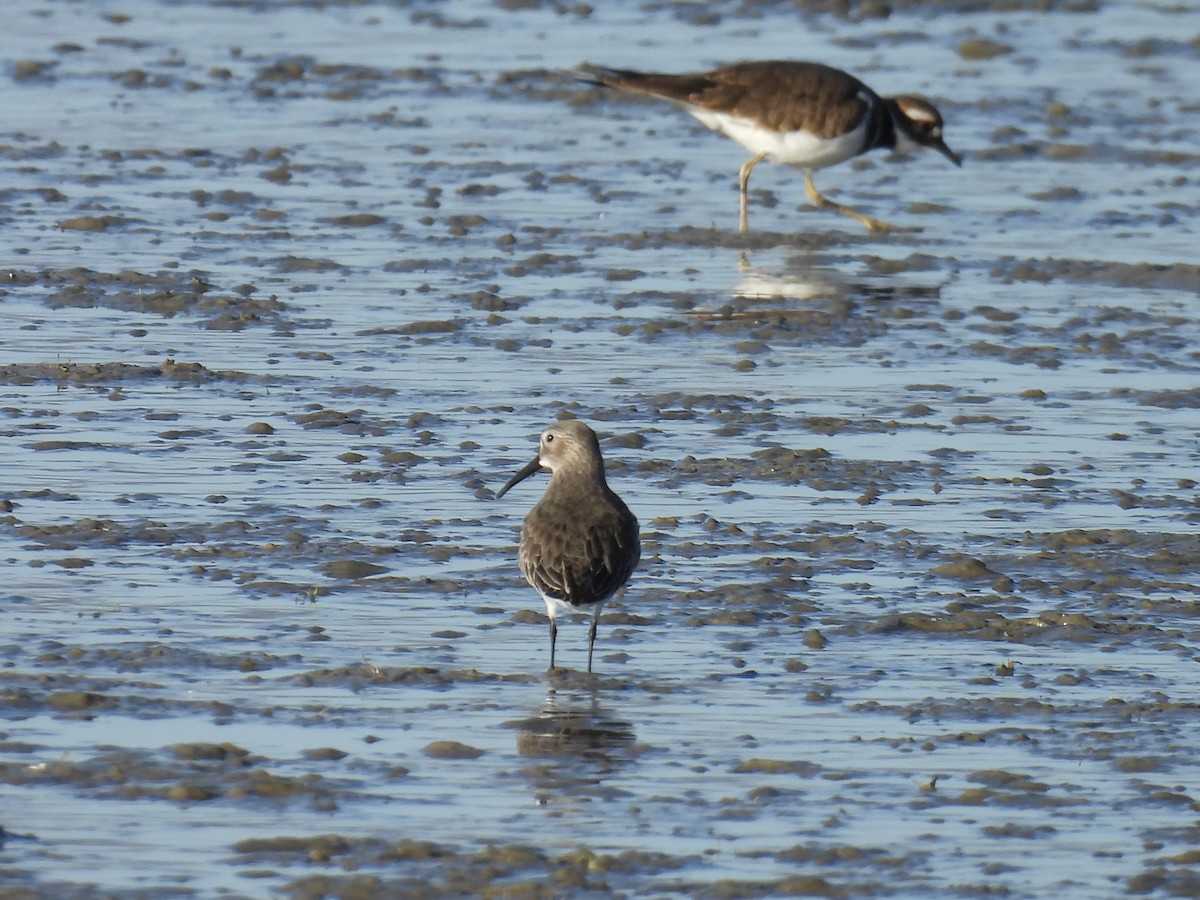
[733,759,822,776]
[423,741,485,760]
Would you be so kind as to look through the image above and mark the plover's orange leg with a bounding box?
[738,151,769,232]
[804,171,902,233]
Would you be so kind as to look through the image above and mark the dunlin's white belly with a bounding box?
[540,592,603,618]
[689,108,869,172]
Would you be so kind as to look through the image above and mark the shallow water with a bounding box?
[3,0,1200,896]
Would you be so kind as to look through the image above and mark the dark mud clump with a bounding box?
[0,742,347,809]
[0,358,275,387]
[4,267,290,330]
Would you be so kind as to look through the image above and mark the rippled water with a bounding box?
[2,0,1199,896]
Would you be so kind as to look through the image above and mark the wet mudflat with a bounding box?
[2,0,1199,896]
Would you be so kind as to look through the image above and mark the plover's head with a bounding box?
[891,96,962,166]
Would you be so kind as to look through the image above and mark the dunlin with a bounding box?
[496,420,640,673]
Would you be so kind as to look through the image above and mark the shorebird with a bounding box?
[577,60,962,232]
[496,420,640,673]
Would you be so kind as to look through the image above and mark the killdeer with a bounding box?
[577,60,962,232]
[496,420,640,673]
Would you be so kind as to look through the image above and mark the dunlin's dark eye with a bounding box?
[544,433,554,443]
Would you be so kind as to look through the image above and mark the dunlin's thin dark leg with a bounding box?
[587,610,600,673]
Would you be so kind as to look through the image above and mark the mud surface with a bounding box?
[2,0,1199,897]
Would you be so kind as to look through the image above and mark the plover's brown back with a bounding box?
[576,60,961,232]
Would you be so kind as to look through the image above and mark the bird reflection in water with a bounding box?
[731,254,846,302]
[508,690,635,759]
[698,252,948,321]
[505,691,636,805]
